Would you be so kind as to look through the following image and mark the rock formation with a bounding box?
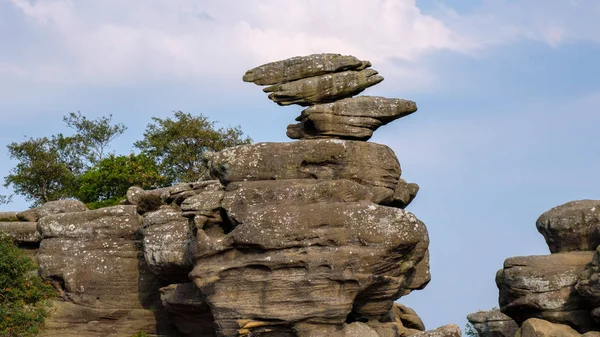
[468,200,600,337]
[0,53,455,337]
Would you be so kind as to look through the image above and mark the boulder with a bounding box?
[0,221,40,243]
[159,283,216,337]
[205,140,401,193]
[189,201,429,336]
[388,179,419,209]
[263,69,384,106]
[496,252,595,332]
[467,309,519,337]
[17,200,88,222]
[243,53,370,86]
[38,205,141,239]
[287,96,417,141]
[536,200,600,253]
[142,208,193,282]
[515,318,580,337]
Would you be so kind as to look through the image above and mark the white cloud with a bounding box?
[2,0,473,85]
[2,0,600,87]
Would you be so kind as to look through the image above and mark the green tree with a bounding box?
[0,235,56,336]
[63,111,127,165]
[76,153,167,209]
[3,112,126,206]
[3,137,79,206]
[134,111,251,184]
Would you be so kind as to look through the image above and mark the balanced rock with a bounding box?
[287,96,418,140]
[467,309,519,337]
[243,53,370,86]
[537,200,600,253]
[496,251,595,332]
[263,68,383,106]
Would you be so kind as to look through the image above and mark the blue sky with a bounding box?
[1,0,600,331]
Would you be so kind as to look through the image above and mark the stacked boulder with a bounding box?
[0,53,458,337]
[469,200,600,337]
[171,53,442,336]
[243,53,418,141]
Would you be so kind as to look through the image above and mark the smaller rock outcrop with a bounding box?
[467,309,519,337]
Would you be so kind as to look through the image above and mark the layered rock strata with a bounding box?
[470,199,600,337]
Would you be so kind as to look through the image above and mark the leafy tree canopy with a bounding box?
[134,111,251,184]
[3,136,79,206]
[76,153,166,209]
[63,111,127,166]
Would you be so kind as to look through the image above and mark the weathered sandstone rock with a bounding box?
[243,53,370,86]
[37,205,176,336]
[263,69,384,106]
[38,205,141,239]
[467,309,519,337]
[189,200,429,336]
[159,283,216,337]
[142,208,193,282]
[127,180,224,214]
[536,200,600,253]
[287,96,418,140]
[496,251,595,332]
[515,318,580,337]
[0,221,40,243]
[17,200,88,222]
[205,140,401,193]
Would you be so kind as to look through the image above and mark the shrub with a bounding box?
[0,236,56,336]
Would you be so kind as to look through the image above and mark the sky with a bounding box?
[1,0,600,331]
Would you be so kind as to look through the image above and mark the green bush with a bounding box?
[0,236,56,337]
[132,331,149,337]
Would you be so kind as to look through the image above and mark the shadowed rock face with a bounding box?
[536,200,600,253]
[496,252,595,332]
